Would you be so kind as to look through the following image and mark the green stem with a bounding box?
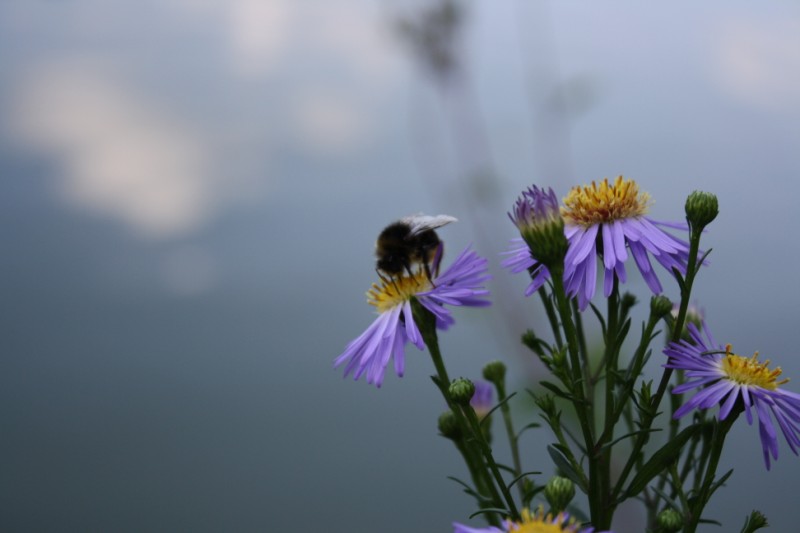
[572,298,589,387]
[685,412,739,533]
[538,285,564,351]
[549,266,601,526]
[450,438,501,527]
[411,299,510,522]
[463,406,520,520]
[600,282,621,525]
[495,380,524,500]
[611,225,705,501]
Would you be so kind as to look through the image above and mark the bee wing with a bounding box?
[400,213,458,236]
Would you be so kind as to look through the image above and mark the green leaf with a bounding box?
[507,471,541,489]
[708,468,734,498]
[650,485,683,513]
[698,248,713,266]
[598,428,660,453]
[589,302,607,337]
[672,267,686,292]
[515,422,542,440]
[539,380,574,401]
[483,392,517,420]
[547,444,587,492]
[468,508,512,520]
[497,463,516,475]
[446,476,481,500]
[624,424,702,496]
[613,318,632,353]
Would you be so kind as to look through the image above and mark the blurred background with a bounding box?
[2,1,799,531]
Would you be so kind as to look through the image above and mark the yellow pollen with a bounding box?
[367,271,432,313]
[720,344,789,390]
[508,507,580,533]
[561,176,651,227]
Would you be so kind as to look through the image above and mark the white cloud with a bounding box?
[228,0,291,77]
[167,0,407,154]
[290,89,369,154]
[711,16,800,112]
[13,61,216,240]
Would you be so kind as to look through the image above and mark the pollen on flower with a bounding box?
[562,175,651,227]
[512,507,582,533]
[367,271,432,313]
[720,344,789,390]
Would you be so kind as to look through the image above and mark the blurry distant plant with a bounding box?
[334,177,793,532]
[395,0,464,81]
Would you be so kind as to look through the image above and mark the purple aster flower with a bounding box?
[334,246,491,387]
[470,380,494,419]
[502,185,564,295]
[453,524,503,533]
[665,322,800,470]
[562,176,691,310]
[454,506,607,533]
[501,238,551,297]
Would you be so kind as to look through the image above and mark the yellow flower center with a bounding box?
[561,176,651,227]
[720,344,789,391]
[367,271,432,313]
[508,508,581,533]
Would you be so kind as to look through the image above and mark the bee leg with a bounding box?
[421,261,438,288]
[376,268,400,291]
[429,242,444,284]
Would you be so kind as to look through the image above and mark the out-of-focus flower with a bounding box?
[671,302,705,340]
[334,247,490,387]
[454,506,607,533]
[665,322,800,469]
[470,380,494,419]
[561,176,691,310]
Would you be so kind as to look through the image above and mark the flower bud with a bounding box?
[551,346,567,371]
[482,360,506,388]
[621,292,638,313]
[509,186,568,268]
[743,510,769,531]
[685,190,719,230]
[544,476,575,513]
[437,411,461,440]
[670,302,704,341]
[521,330,546,357]
[650,295,673,319]
[656,508,683,532]
[534,393,556,417]
[449,378,475,406]
[637,380,654,417]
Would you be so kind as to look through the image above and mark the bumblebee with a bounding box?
[375,214,457,283]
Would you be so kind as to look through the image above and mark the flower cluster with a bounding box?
[333,179,797,532]
[505,177,692,310]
